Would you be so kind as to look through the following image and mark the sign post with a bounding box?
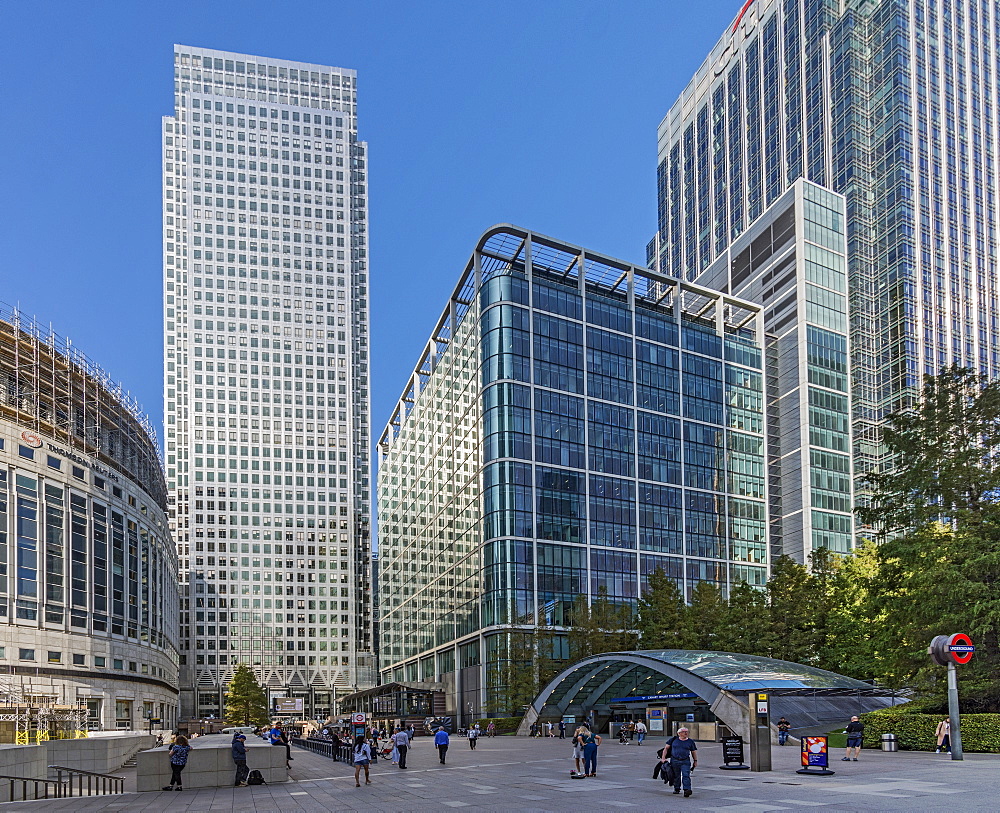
[796,735,835,776]
[929,633,974,761]
[747,692,772,772]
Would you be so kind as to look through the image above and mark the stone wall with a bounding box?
[136,734,287,791]
[47,732,156,774]
[0,743,50,801]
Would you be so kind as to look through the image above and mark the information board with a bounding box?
[801,736,829,768]
[722,736,745,765]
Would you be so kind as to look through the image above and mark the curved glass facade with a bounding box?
[378,226,768,722]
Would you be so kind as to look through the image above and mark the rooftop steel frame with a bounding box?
[379,224,764,453]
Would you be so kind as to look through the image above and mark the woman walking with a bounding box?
[353,735,373,786]
[579,727,602,777]
[162,735,191,791]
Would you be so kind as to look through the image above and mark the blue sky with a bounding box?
[0,0,738,443]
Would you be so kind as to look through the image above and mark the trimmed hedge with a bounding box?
[474,717,520,734]
[860,709,1000,752]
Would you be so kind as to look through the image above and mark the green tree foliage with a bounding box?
[636,567,694,649]
[860,365,1000,531]
[567,587,637,660]
[488,629,562,718]
[224,663,269,727]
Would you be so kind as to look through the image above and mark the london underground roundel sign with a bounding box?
[948,633,975,665]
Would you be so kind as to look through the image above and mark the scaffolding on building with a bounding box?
[0,303,165,509]
[0,678,88,744]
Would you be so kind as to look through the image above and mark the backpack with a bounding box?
[247,769,267,786]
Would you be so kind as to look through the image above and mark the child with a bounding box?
[353,735,372,787]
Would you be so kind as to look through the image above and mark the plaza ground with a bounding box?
[2,733,999,812]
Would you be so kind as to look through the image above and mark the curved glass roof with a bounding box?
[615,650,874,692]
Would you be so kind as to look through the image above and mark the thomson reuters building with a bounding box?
[0,308,180,731]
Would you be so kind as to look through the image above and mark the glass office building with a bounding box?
[378,225,768,721]
[163,45,373,720]
[650,0,1000,519]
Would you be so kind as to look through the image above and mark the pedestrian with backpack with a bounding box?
[162,735,190,791]
[231,732,249,787]
[353,735,373,787]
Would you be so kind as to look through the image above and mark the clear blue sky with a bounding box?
[0,0,738,444]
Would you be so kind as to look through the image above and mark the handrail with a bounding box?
[0,773,66,802]
[293,736,353,764]
[48,765,125,797]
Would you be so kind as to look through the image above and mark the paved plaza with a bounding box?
[2,735,999,812]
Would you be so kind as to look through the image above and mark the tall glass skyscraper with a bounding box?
[378,225,767,721]
[650,0,1000,512]
[163,45,373,720]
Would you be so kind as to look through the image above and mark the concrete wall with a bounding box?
[47,732,155,775]
[0,743,49,801]
[136,735,287,792]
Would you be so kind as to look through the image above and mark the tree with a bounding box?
[689,581,726,650]
[860,365,1000,533]
[567,587,637,660]
[488,628,562,717]
[715,581,770,655]
[636,568,694,649]
[765,555,815,663]
[224,663,269,727]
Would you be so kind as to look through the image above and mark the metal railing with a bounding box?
[48,765,125,796]
[0,774,66,802]
[293,736,352,763]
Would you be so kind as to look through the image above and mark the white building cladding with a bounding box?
[650,0,1000,509]
[163,45,373,720]
[0,308,179,731]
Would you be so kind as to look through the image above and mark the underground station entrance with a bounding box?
[520,650,902,745]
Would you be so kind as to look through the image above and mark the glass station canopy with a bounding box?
[534,650,883,720]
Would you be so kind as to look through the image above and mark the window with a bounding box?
[47,455,61,470]
[95,656,106,667]
[113,658,123,670]
[48,651,62,663]
[19,648,35,660]
[18,445,35,460]
[73,654,86,666]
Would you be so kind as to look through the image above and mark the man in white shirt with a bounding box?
[393,727,410,769]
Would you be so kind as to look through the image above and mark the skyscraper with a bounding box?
[163,45,373,720]
[378,225,768,721]
[650,0,1000,530]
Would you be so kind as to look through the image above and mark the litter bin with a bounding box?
[881,733,898,752]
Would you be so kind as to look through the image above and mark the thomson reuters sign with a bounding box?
[20,431,42,448]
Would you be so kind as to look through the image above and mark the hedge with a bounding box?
[474,717,521,734]
[860,709,1000,752]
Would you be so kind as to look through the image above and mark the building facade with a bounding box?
[650,0,1000,530]
[0,308,179,732]
[378,225,768,721]
[163,45,373,721]
[691,180,853,561]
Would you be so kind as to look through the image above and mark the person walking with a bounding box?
[353,734,372,787]
[579,726,602,777]
[661,726,697,797]
[777,717,791,746]
[162,735,191,791]
[435,726,450,764]
[487,721,496,738]
[231,732,249,787]
[842,716,864,761]
[558,720,566,739]
[635,720,647,745]
[393,726,410,769]
[468,724,479,750]
[935,717,951,753]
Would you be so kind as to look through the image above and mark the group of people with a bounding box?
[529,719,569,738]
[615,720,648,745]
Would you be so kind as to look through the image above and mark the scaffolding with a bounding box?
[0,303,165,509]
[0,679,88,744]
